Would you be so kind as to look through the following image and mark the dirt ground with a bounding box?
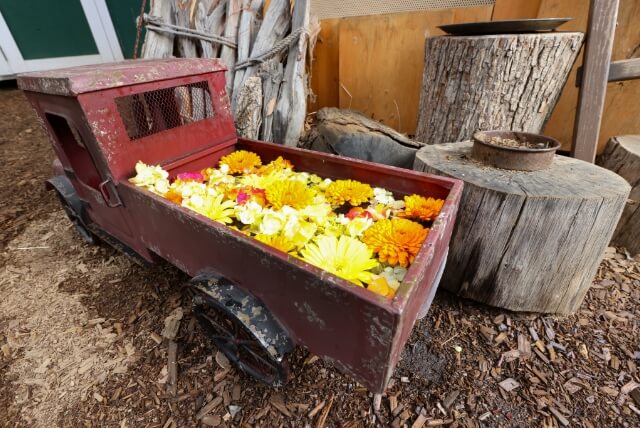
[0,85,639,428]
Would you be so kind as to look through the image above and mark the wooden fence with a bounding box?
[309,0,640,152]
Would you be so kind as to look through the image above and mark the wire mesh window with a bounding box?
[115,81,214,140]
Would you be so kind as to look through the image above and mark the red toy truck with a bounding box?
[18,59,462,393]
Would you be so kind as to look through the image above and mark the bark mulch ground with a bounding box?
[0,86,638,427]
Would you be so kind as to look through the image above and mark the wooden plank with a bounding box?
[491,0,541,19]
[309,18,340,111]
[571,0,620,162]
[576,58,640,85]
[337,6,493,135]
[607,59,640,82]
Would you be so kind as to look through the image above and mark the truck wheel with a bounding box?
[56,192,97,245]
[191,274,292,386]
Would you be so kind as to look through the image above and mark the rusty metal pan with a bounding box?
[472,130,561,171]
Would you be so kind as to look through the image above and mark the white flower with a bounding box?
[301,203,332,224]
[318,178,332,190]
[236,201,263,225]
[259,210,286,235]
[346,217,373,237]
[373,187,395,205]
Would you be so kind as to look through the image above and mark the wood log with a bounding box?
[597,135,640,255]
[233,0,290,114]
[141,0,174,58]
[234,76,263,139]
[232,0,264,110]
[415,33,584,145]
[220,0,242,95]
[259,59,284,141]
[414,141,630,314]
[272,0,310,146]
[173,0,198,58]
[195,0,227,58]
[300,108,423,168]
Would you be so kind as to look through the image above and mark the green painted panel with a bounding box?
[0,0,98,60]
[106,0,148,58]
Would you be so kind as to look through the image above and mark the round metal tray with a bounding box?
[439,18,573,36]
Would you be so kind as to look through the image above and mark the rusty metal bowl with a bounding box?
[471,131,561,171]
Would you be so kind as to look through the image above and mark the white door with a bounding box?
[0,0,123,80]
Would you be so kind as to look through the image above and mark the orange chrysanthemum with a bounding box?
[325,179,373,206]
[362,218,428,267]
[219,150,262,174]
[400,195,444,222]
[265,179,314,210]
[257,156,294,175]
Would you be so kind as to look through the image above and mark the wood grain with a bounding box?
[415,33,583,144]
[414,141,630,314]
[571,0,620,162]
[597,135,640,255]
[309,18,339,111]
[491,0,541,19]
[141,0,174,58]
[336,6,494,135]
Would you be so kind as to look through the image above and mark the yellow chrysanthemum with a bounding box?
[325,179,373,206]
[265,179,315,210]
[362,218,428,267]
[301,235,379,286]
[189,193,236,224]
[400,195,445,222]
[255,233,297,254]
[257,156,294,175]
[219,150,262,174]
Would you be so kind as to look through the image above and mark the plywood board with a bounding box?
[309,18,339,111]
[336,6,493,135]
[491,0,541,19]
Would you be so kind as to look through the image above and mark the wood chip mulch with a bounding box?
[1,87,638,428]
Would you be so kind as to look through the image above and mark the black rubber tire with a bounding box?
[192,292,289,386]
[56,193,98,245]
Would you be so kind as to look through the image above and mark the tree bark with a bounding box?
[233,0,290,117]
[415,32,584,145]
[220,0,242,95]
[234,76,263,139]
[195,0,227,58]
[414,141,630,314]
[300,108,423,168]
[141,0,174,58]
[272,0,310,146]
[173,0,198,58]
[597,135,640,255]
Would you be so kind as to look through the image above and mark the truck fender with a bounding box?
[190,273,293,364]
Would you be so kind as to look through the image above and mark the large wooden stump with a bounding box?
[415,33,584,144]
[597,135,640,255]
[414,142,630,314]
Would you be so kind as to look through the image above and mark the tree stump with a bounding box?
[415,32,584,145]
[597,135,640,255]
[414,141,630,314]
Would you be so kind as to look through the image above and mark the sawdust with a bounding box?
[0,211,136,426]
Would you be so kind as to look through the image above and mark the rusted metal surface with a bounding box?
[472,130,561,171]
[19,59,463,393]
[18,58,226,96]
